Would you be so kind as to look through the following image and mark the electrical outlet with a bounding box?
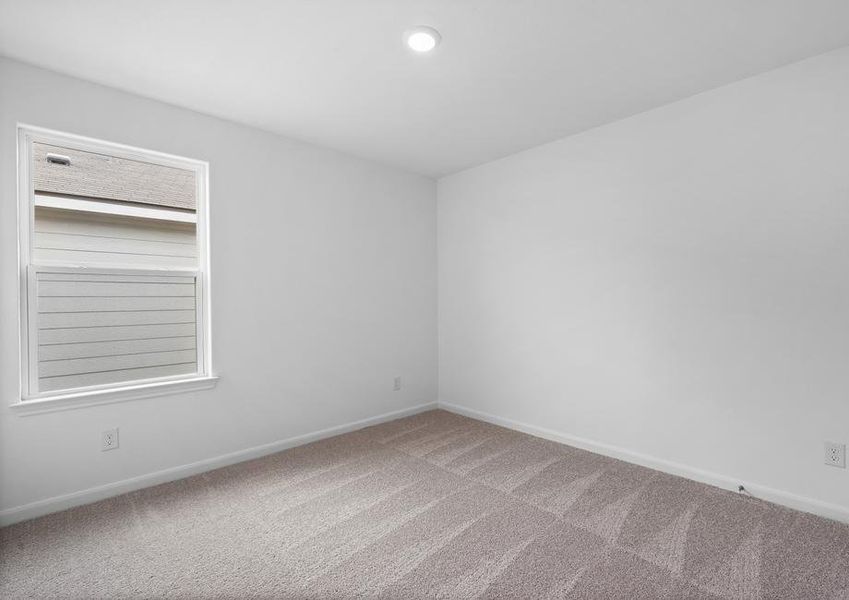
[393,376,402,391]
[101,428,119,452]
[824,442,845,468]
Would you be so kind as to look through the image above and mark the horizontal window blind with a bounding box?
[32,268,200,393]
[19,126,211,403]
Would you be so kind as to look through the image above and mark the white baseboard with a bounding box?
[0,401,438,527]
[439,401,849,525]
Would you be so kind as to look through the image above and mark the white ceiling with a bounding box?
[1,1,848,177]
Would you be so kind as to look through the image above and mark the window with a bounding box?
[16,125,215,409]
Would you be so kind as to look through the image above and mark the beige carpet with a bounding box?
[1,410,848,599]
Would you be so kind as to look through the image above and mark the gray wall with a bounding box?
[0,58,437,518]
[438,48,849,517]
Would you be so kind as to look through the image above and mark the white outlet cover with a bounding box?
[101,428,119,452]
[824,442,846,468]
[393,376,402,391]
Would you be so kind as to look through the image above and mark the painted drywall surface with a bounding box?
[438,48,849,510]
[0,58,437,513]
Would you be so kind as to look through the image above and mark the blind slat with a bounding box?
[40,322,196,345]
[40,349,198,378]
[39,281,196,297]
[39,336,196,361]
[39,296,196,313]
[40,309,196,329]
[39,363,198,392]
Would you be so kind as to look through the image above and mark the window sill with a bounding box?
[11,375,219,416]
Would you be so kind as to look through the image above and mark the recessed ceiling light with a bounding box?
[405,26,441,53]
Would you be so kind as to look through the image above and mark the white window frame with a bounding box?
[14,124,216,414]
